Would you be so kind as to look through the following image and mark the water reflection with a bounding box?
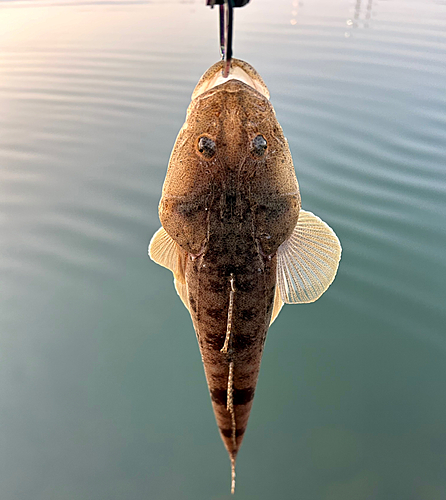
[345,0,375,36]
[353,0,374,28]
[290,0,301,25]
[0,0,446,499]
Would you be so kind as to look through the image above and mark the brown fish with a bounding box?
[149,58,341,493]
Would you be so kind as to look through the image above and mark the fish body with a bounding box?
[149,59,341,491]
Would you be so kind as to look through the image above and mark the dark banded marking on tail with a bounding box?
[211,387,255,406]
[219,426,247,438]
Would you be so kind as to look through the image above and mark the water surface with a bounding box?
[1,1,446,499]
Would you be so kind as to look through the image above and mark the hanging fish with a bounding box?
[149,58,341,493]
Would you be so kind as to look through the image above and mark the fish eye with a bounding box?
[197,136,216,159]
[252,135,267,157]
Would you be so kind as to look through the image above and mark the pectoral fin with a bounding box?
[276,210,341,304]
[149,227,186,283]
[149,227,191,311]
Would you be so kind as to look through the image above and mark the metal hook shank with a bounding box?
[221,0,233,77]
[207,0,249,78]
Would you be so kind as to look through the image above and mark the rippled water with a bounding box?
[1,1,445,499]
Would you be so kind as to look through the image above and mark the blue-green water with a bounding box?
[1,1,445,498]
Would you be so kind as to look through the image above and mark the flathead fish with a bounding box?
[149,58,341,493]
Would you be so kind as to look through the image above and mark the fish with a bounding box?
[149,58,341,493]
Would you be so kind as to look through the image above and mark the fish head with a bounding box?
[159,59,301,257]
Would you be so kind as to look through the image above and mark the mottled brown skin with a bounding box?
[159,60,300,459]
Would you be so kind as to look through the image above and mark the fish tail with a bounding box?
[209,361,256,456]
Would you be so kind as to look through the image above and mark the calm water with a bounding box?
[1,0,446,499]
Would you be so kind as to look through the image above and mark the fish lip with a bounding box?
[192,58,270,101]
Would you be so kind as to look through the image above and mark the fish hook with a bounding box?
[206,0,250,78]
[219,0,234,77]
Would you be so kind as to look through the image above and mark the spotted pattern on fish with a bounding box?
[157,58,301,484]
[150,58,342,494]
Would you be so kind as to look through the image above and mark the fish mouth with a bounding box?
[192,58,270,100]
